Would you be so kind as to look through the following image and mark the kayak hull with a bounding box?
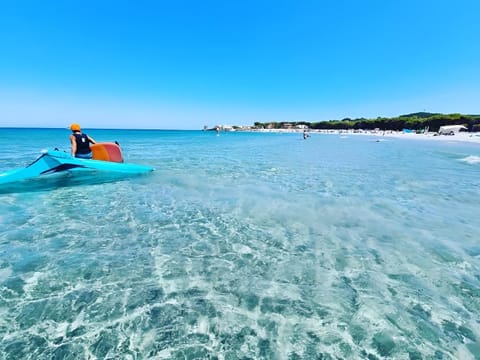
[0,150,154,186]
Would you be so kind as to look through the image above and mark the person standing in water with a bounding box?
[303,129,310,140]
[70,123,96,159]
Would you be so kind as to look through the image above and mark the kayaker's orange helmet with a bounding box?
[70,123,81,132]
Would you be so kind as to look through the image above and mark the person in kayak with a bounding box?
[70,123,97,159]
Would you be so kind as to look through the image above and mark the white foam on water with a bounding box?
[460,155,480,164]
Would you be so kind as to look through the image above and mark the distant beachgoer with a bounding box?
[303,130,310,140]
[70,123,96,159]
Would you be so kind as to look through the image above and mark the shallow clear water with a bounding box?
[1,128,480,359]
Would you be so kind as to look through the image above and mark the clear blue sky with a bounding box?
[0,0,479,129]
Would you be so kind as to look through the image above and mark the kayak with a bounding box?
[0,148,154,186]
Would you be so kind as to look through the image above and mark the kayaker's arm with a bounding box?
[70,134,77,157]
[88,136,97,144]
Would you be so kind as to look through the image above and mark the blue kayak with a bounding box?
[0,149,154,186]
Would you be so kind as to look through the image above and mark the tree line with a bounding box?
[254,113,480,132]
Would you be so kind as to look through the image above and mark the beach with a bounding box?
[1,128,479,359]
[341,130,480,144]
[246,127,480,144]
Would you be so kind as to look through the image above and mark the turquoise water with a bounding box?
[1,128,480,359]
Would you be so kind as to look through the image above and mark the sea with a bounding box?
[0,128,479,359]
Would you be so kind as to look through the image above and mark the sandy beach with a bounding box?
[342,130,480,144]
[249,128,480,144]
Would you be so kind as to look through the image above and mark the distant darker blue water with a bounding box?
[1,128,480,359]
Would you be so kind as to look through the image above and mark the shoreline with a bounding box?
[242,128,480,144]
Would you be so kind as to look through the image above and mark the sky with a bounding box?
[0,0,479,130]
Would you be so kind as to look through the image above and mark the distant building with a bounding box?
[438,125,467,135]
